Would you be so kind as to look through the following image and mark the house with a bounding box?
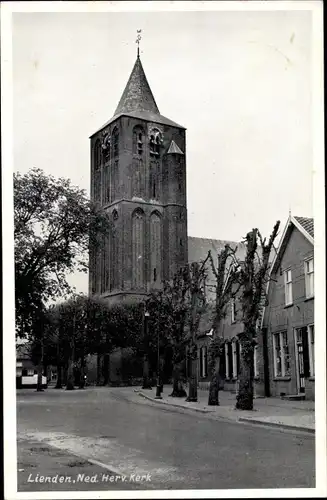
[262,215,314,400]
[16,341,48,388]
[195,241,271,397]
[196,278,267,397]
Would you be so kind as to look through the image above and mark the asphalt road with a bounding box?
[17,387,315,491]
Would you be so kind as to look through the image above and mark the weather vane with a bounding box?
[136,29,142,57]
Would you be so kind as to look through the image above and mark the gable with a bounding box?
[274,225,314,276]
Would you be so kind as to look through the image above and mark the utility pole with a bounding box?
[155,309,162,399]
[142,304,152,390]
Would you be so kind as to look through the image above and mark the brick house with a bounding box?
[187,238,266,395]
[16,342,48,388]
[195,267,267,397]
[262,215,314,400]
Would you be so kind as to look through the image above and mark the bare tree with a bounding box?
[207,246,241,406]
[236,221,280,410]
[185,259,209,403]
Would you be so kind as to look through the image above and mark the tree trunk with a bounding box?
[66,357,75,390]
[79,356,85,389]
[96,353,102,386]
[55,364,62,389]
[236,344,254,410]
[142,354,152,389]
[186,357,198,402]
[36,336,44,392]
[169,363,187,397]
[103,353,110,385]
[36,362,44,392]
[63,365,68,386]
[208,357,221,406]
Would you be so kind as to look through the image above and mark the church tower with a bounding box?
[89,51,188,303]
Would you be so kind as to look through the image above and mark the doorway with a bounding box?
[294,327,310,394]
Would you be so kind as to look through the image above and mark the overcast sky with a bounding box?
[12,7,314,294]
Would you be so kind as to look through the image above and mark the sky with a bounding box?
[12,7,314,294]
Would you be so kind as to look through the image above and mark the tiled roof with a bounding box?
[91,56,184,135]
[188,237,247,266]
[293,216,314,238]
[188,237,247,301]
[93,110,183,136]
[115,56,159,116]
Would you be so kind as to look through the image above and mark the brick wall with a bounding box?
[89,116,188,303]
[264,226,314,399]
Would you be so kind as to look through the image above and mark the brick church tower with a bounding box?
[89,52,188,303]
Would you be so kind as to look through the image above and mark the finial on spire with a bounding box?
[136,29,142,58]
[289,206,292,218]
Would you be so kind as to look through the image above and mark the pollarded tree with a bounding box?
[236,221,280,410]
[14,168,110,339]
[184,259,210,403]
[146,258,209,401]
[146,271,191,397]
[206,246,241,406]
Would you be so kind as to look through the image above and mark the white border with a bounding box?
[2,1,325,499]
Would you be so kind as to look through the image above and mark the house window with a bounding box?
[273,331,290,377]
[284,269,293,305]
[305,258,314,298]
[224,343,230,379]
[227,342,233,379]
[200,346,208,378]
[308,324,315,377]
[231,299,236,323]
[232,340,238,378]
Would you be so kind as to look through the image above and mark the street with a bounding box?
[17,387,315,491]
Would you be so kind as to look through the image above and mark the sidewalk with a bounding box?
[127,385,315,434]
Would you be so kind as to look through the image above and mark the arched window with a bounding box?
[133,126,145,156]
[103,164,110,204]
[149,161,160,200]
[94,139,102,203]
[150,212,162,285]
[94,139,102,169]
[112,160,119,202]
[96,239,102,294]
[110,211,118,290]
[112,128,119,158]
[132,159,144,198]
[104,232,110,292]
[149,129,162,157]
[132,209,145,288]
[101,131,111,161]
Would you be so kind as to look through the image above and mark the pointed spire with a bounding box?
[167,140,184,155]
[114,56,160,116]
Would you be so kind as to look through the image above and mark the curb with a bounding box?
[136,390,315,434]
[137,391,215,414]
[238,417,315,434]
